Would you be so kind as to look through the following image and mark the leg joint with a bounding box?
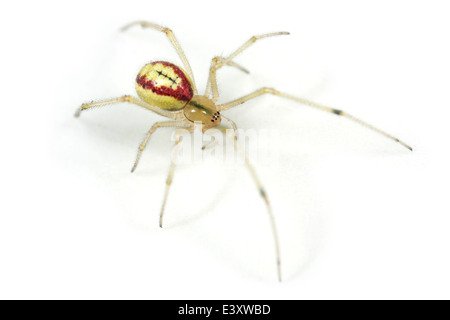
[212,56,226,68]
[262,87,279,95]
[122,95,132,103]
[163,27,173,35]
[260,188,267,198]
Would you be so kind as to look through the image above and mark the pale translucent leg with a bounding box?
[132,120,191,173]
[201,135,218,150]
[204,56,249,98]
[74,95,184,120]
[220,88,413,151]
[159,127,194,228]
[221,116,282,282]
[121,21,197,94]
[216,57,249,74]
[205,32,289,102]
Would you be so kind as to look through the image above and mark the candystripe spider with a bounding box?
[75,21,412,281]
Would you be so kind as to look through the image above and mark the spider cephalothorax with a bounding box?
[183,95,221,129]
[76,21,411,281]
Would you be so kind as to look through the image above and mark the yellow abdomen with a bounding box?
[135,61,194,111]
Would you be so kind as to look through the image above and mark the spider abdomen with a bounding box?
[135,61,194,111]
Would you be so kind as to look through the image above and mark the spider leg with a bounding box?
[220,88,413,151]
[132,120,191,173]
[221,116,282,282]
[159,126,194,228]
[218,58,250,74]
[204,56,249,98]
[201,134,218,150]
[121,21,198,94]
[205,32,289,102]
[75,95,184,120]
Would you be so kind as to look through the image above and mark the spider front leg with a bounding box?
[220,88,413,151]
[132,120,191,173]
[220,117,282,282]
[121,21,197,94]
[205,32,289,102]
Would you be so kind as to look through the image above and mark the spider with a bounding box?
[75,21,412,281]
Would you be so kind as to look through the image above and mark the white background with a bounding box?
[0,0,449,299]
